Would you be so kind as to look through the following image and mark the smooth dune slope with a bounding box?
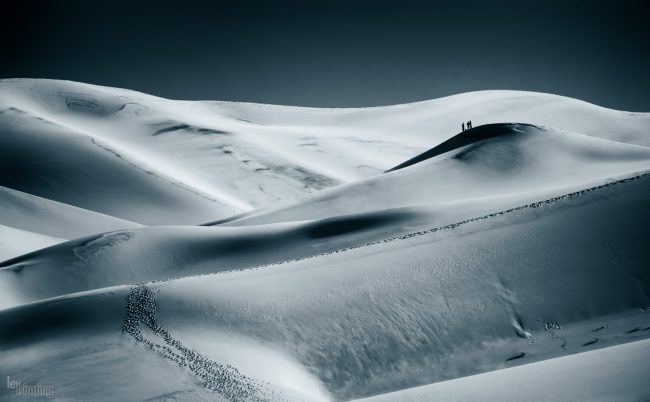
[224,124,650,226]
[0,108,227,224]
[133,175,650,400]
[0,225,62,261]
[353,338,650,402]
[1,79,650,401]
[0,79,409,213]
[386,122,541,172]
[0,209,423,308]
[204,89,650,147]
[0,185,142,239]
[4,123,650,307]
[1,173,649,400]
[1,79,648,222]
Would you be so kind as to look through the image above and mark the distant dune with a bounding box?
[227,123,650,226]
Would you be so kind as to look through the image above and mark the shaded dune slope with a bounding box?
[0,225,62,262]
[4,123,650,308]
[0,110,228,225]
[1,173,649,400]
[0,209,422,308]
[0,185,141,239]
[224,124,650,226]
[1,80,650,401]
[2,79,649,223]
[386,123,536,172]
[353,338,650,402]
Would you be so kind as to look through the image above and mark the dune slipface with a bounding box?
[1,79,649,402]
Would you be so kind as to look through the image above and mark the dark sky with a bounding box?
[4,0,650,110]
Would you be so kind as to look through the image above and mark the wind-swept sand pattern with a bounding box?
[1,79,649,401]
[353,338,650,402]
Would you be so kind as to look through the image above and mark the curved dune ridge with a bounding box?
[353,338,650,402]
[386,122,542,172]
[0,224,62,262]
[2,174,650,400]
[0,108,232,225]
[0,185,142,239]
[1,79,650,401]
[224,123,650,226]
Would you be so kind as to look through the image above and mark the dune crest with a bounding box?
[1,79,649,401]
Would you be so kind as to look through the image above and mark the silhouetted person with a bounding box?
[468,120,473,129]
[462,122,465,131]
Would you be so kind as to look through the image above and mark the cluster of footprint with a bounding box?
[505,316,650,363]
[122,284,286,402]
[120,171,650,399]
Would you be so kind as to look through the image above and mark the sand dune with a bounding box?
[1,79,649,401]
[2,172,649,400]
[225,124,650,226]
[0,225,62,261]
[2,79,648,222]
[354,338,650,402]
[5,123,650,307]
[0,108,230,224]
[0,185,141,239]
[0,208,427,308]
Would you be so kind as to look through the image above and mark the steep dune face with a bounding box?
[354,338,650,402]
[386,122,540,172]
[150,175,650,400]
[0,286,332,402]
[1,174,649,401]
[4,123,649,307]
[0,185,142,239]
[0,79,409,213]
[0,209,423,308]
[0,183,143,261]
[1,79,650,401]
[0,110,227,224]
[0,225,62,261]
[226,124,650,226]
[1,79,648,224]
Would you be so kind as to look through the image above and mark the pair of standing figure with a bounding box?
[462,120,473,131]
